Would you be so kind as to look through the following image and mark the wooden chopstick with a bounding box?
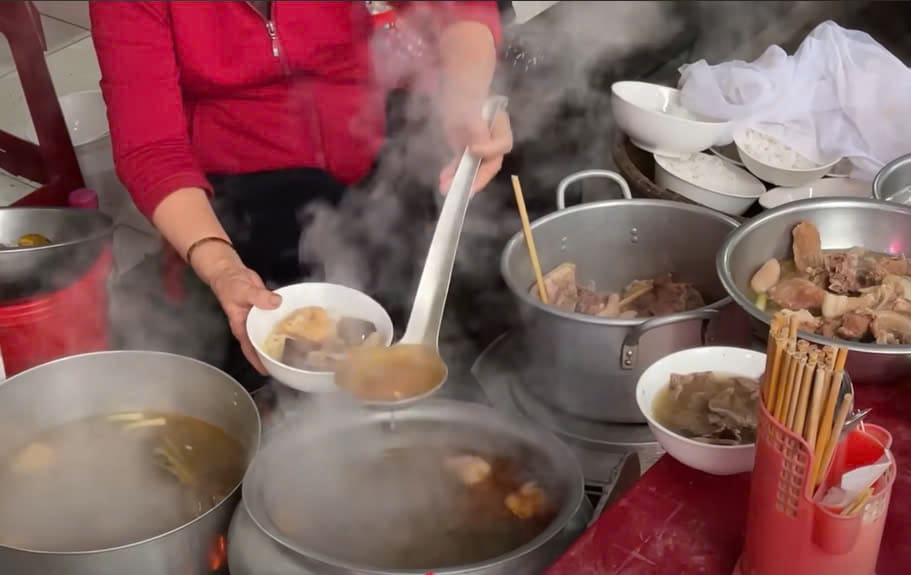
[813,392,854,491]
[511,175,549,304]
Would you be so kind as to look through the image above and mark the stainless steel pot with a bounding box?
[873,153,911,205]
[228,399,590,575]
[500,170,752,423]
[717,197,911,383]
[0,351,260,575]
[0,207,113,299]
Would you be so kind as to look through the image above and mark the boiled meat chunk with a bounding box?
[533,262,578,311]
[768,278,826,312]
[792,222,825,274]
[871,311,911,345]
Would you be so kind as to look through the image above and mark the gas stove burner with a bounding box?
[472,331,656,451]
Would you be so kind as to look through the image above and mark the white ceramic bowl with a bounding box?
[611,81,731,157]
[734,129,841,187]
[636,346,764,476]
[246,282,394,393]
[654,152,765,216]
[759,177,871,209]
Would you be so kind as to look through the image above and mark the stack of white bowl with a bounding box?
[611,81,872,213]
[611,81,763,216]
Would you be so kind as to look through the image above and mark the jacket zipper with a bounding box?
[245,2,281,59]
[265,20,280,58]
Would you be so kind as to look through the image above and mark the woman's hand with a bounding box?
[192,240,281,374]
[439,106,513,194]
[436,20,511,194]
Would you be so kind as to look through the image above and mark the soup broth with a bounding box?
[267,446,556,569]
[0,412,245,552]
[652,372,760,445]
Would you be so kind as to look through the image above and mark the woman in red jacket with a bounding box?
[90,1,511,387]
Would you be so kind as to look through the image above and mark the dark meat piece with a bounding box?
[534,262,578,311]
[648,273,705,315]
[836,312,873,340]
[826,249,908,295]
[768,278,826,311]
[871,311,911,345]
[792,222,825,274]
[337,317,377,346]
[281,337,321,368]
[576,287,606,315]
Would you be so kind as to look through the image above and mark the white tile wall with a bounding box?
[0,1,97,206]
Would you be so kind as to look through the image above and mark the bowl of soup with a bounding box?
[246,282,394,393]
[636,346,763,475]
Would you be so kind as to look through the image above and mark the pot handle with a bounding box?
[556,170,632,210]
[620,308,720,370]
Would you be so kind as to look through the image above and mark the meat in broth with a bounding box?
[652,372,760,445]
[750,221,911,344]
[268,447,556,570]
[533,262,705,318]
[0,412,246,552]
[264,306,385,371]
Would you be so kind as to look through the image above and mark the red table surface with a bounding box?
[544,380,911,575]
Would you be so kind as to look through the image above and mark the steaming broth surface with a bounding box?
[0,411,245,552]
[266,445,556,569]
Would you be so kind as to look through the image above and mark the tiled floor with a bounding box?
[0,1,98,206]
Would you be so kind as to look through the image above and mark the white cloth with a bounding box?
[678,20,911,180]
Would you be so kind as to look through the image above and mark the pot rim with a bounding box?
[500,198,739,325]
[872,152,911,202]
[0,350,261,556]
[0,207,113,256]
[241,398,587,575]
[717,196,911,355]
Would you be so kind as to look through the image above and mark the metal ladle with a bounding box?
[336,95,509,408]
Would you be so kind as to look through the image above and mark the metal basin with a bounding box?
[0,207,113,300]
[500,170,752,423]
[0,351,260,575]
[717,197,911,383]
[228,399,589,575]
[873,153,911,205]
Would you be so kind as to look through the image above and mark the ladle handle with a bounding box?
[403,95,508,346]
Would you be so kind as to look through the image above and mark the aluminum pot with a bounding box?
[500,170,752,423]
[872,153,911,205]
[228,399,590,575]
[717,196,911,384]
[0,207,112,300]
[0,351,260,575]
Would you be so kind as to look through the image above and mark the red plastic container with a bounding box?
[736,401,895,575]
[0,249,112,377]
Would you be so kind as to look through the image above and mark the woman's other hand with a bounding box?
[192,239,281,374]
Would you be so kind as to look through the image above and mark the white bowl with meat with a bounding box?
[636,346,761,475]
[717,197,911,383]
[246,283,394,393]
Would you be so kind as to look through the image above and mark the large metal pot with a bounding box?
[0,351,260,575]
[228,399,590,575]
[717,197,911,383]
[873,153,911,205]
[0,207,113,300]
[500,170,752,423]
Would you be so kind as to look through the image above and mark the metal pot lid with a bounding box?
[241,399,585,574]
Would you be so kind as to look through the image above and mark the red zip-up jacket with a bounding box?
[89,1,501,219]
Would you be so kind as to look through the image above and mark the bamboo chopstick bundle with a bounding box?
[770,327,790,415]
[764,315,786,407]
[793,350,819,436]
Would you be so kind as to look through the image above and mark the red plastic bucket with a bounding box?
[0,249,111,377]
